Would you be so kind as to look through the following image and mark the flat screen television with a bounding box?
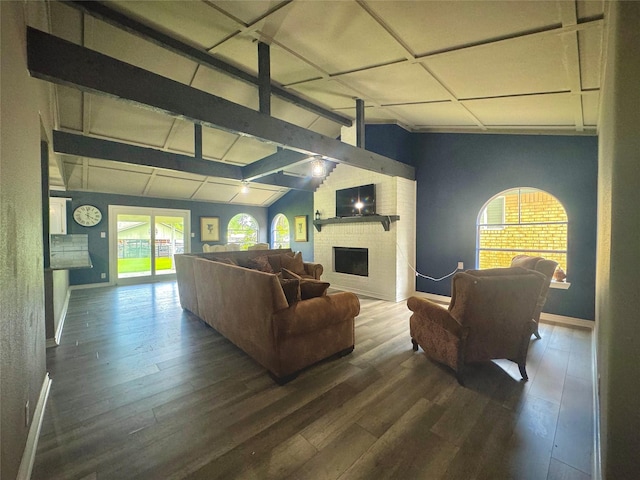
[336,184,376,217]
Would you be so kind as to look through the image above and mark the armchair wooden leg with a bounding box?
[411,338,419,351]
[518,363,529,381]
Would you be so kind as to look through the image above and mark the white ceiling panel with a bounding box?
[212,1,291,26]
[306,116,342,139]
[192,65,259,110]
[582,93,600,126]
[270,1,407,73]
[87,165,149,196]
[577,0,605,20]
[424,34,569,99]
[165,120,238,159]
[464,93,575,126]
[271,97,322,128]
[63,160,84,189]
[192,181,243,203]
[49,1,82,44]
[579,28,603,90]
[364,0,560,56]
[146,175,202,199]
[56,86,83,132]
[289,79,361,110]
[89,18,198,86]
[229,186,283,206]
[110,1,239,50]
[393,102,478,127]
[88,95,175,148]
[223,137,277,165]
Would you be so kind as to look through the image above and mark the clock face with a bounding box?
[73,205,102,227]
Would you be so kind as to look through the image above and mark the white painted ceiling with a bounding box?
[46,0,605,206]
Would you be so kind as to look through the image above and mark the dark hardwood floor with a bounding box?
[33,282,593,480]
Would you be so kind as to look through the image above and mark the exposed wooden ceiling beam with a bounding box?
[64,0,352,127]
[28,28,415,181]
[53,130,242,179]
[52,130,319,191]
[242,150,311,181]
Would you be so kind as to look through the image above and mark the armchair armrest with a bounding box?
[303,262,324,280]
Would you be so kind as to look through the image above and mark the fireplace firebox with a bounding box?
[334,247,368,276]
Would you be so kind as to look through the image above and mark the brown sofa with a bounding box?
[407,268,546,384]
[175,248,360,383]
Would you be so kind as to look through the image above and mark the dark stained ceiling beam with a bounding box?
[52,130,319,191]
[64,0,352,127]
[242,149,311,181]
[53,130,243,179]
[28,28,415,181]
[252,172,323,191]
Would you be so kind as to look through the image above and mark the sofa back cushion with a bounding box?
[280,251,307,276]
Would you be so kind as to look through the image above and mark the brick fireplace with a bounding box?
[314,164,416,302]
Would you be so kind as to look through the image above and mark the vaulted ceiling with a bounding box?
[43,0,605,206]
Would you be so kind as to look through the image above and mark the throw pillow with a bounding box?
[299,279,330,300]
[247,255,274,273]
[280,251,306,276]
[281,267,301,280]
[279,278,301,306]
[267,254,284,273]
[212,256,237,265]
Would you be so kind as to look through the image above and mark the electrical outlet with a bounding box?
[100,231,106,238]
[101,273,106,279]
[25,400,30,427]
[457,261,464,270]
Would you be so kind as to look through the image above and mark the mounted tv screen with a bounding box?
[336,184,376,217]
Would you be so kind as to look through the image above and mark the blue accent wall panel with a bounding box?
[52,191,267,285]
[365,124,415,166]
[412,133,597,320]
[268,189,315,261]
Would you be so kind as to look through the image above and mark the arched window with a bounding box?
[271,214,290,249]
[227,213,259,250]
[477,187,567,273]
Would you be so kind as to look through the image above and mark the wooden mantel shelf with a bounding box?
[313,215,400,232]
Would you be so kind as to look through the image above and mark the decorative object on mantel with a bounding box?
[315,210,321,221]
[294,215,308,242]
[313,214,400,232]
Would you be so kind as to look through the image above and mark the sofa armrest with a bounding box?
[303,262,323,280]
[407,296,464,338]
[273,292,359,337]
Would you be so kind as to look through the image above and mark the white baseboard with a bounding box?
[17,373,52,480]
[70,281,113,290]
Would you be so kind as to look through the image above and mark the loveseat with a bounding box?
[175,248,360,383]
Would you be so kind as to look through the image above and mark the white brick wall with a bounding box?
[314,164,416,302]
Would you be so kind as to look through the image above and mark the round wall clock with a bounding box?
[73,205,102,227]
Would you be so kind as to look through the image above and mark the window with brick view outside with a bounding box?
[477,188,567,274]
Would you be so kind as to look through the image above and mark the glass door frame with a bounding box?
[109,205,191,285]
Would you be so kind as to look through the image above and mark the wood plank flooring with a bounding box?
[33,282,594,480]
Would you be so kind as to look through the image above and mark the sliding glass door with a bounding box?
[110,206,190,284]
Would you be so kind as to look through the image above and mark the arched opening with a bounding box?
[271,214,290,249]
[227,213,259,250]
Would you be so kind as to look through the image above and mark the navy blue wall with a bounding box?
[52,191,267,285]
[267,190,315,261]
[365,124,415,165]
[411,133,597,320]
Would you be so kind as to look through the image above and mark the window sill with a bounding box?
[550,281,570,290]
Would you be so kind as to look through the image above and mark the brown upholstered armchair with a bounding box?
[407,268,546,384]
[510,255,558,339]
